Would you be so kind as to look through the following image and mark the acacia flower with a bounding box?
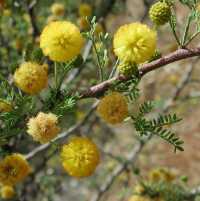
[14,62,48,95]
[97,92,128,124]
[148,167,176,182]
[113,23,157,64]
[0,154,31,186]
[51,3,65,16]
[78,3,92,17]
[27,112,60,144]
[40,21,84,62]
[1,185,15,200]
[60,137,100,178]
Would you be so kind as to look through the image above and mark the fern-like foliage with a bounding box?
[141,181,187,201]
[131,101,184,152]
[112,75,140,102]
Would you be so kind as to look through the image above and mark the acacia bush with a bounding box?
[0,0,200,201]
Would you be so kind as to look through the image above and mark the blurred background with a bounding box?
[0,0,200,201]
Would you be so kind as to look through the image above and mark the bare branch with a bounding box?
[81,48,200,99]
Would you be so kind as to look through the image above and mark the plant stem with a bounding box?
[169,19,181,46]
[182,15,192,47]
[184,31,200,47]
[92,38,104,82]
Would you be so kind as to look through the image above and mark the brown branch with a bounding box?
[81,47,200,99]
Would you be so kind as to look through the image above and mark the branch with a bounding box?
[81,47,200,98]
[89,59,198,201]
[90,139,146,201]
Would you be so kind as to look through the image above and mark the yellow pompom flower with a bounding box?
[78,3,92,17]
[0,154,31,186]
[128,195,151,201]
[1,186,15,200]
[27,112,60,144]
[14,62,48,95]
[40,21,84,62]
[60,137,100,178]
[51,3,65,16]
[113,23,157,64]
[0,100,12,113]
[97,92,128,124]
[148,167,176,182]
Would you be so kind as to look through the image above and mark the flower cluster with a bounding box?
[14,62,48,95]
[51,3,65,17]
[1,185,15,200]
[40,21,84,62]
[27,112,60,144]
[113,23,157,64]
[60,137,100,178]
[0,154,31,186]
[97,92,128,124]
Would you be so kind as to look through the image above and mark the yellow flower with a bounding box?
[51,3,65,16]
[0,100,12,113]
[60,137,100,178]
[0,154,31,186]
[148,168,176,182]
[113,23,157,64]
[78,3,92,17]
[27,112,60,144]
[14,62,48,95]
[40,21,84,62]
[97,92,128,124]
[134,184,145,194]
[128,195,151,201]
[3,9,11,16]
[1,186,15,200]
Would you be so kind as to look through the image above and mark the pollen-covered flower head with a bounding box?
[14,62,48,95]
[78,3,92,17]
[27,112,60,144]
[51,3,65,16]
[0,100,12,113]
[97,92,128,124]
[1,185,15,200]
[113,23,157,64]
[148,167,176,182]
[60,137,100,178]
[40,21,84,62]
[0,154,31,186]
